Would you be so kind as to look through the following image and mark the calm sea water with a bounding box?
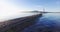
[21,13,60,32]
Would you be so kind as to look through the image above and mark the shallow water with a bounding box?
[22,13,60,32]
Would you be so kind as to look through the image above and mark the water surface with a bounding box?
[22,13,60,32]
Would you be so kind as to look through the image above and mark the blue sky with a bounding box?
[0,0,60,11]
[0,0,60,21]
[7,0,60,12]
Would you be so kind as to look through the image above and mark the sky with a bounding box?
[0,0,60,21]
[9,0,60,12]
[0,0,60,11]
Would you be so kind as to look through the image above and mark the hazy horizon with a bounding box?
[0,0,60,22]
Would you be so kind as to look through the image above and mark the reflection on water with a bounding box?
[22,13,60,32]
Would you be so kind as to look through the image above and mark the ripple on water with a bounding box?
[21,13,60,32]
